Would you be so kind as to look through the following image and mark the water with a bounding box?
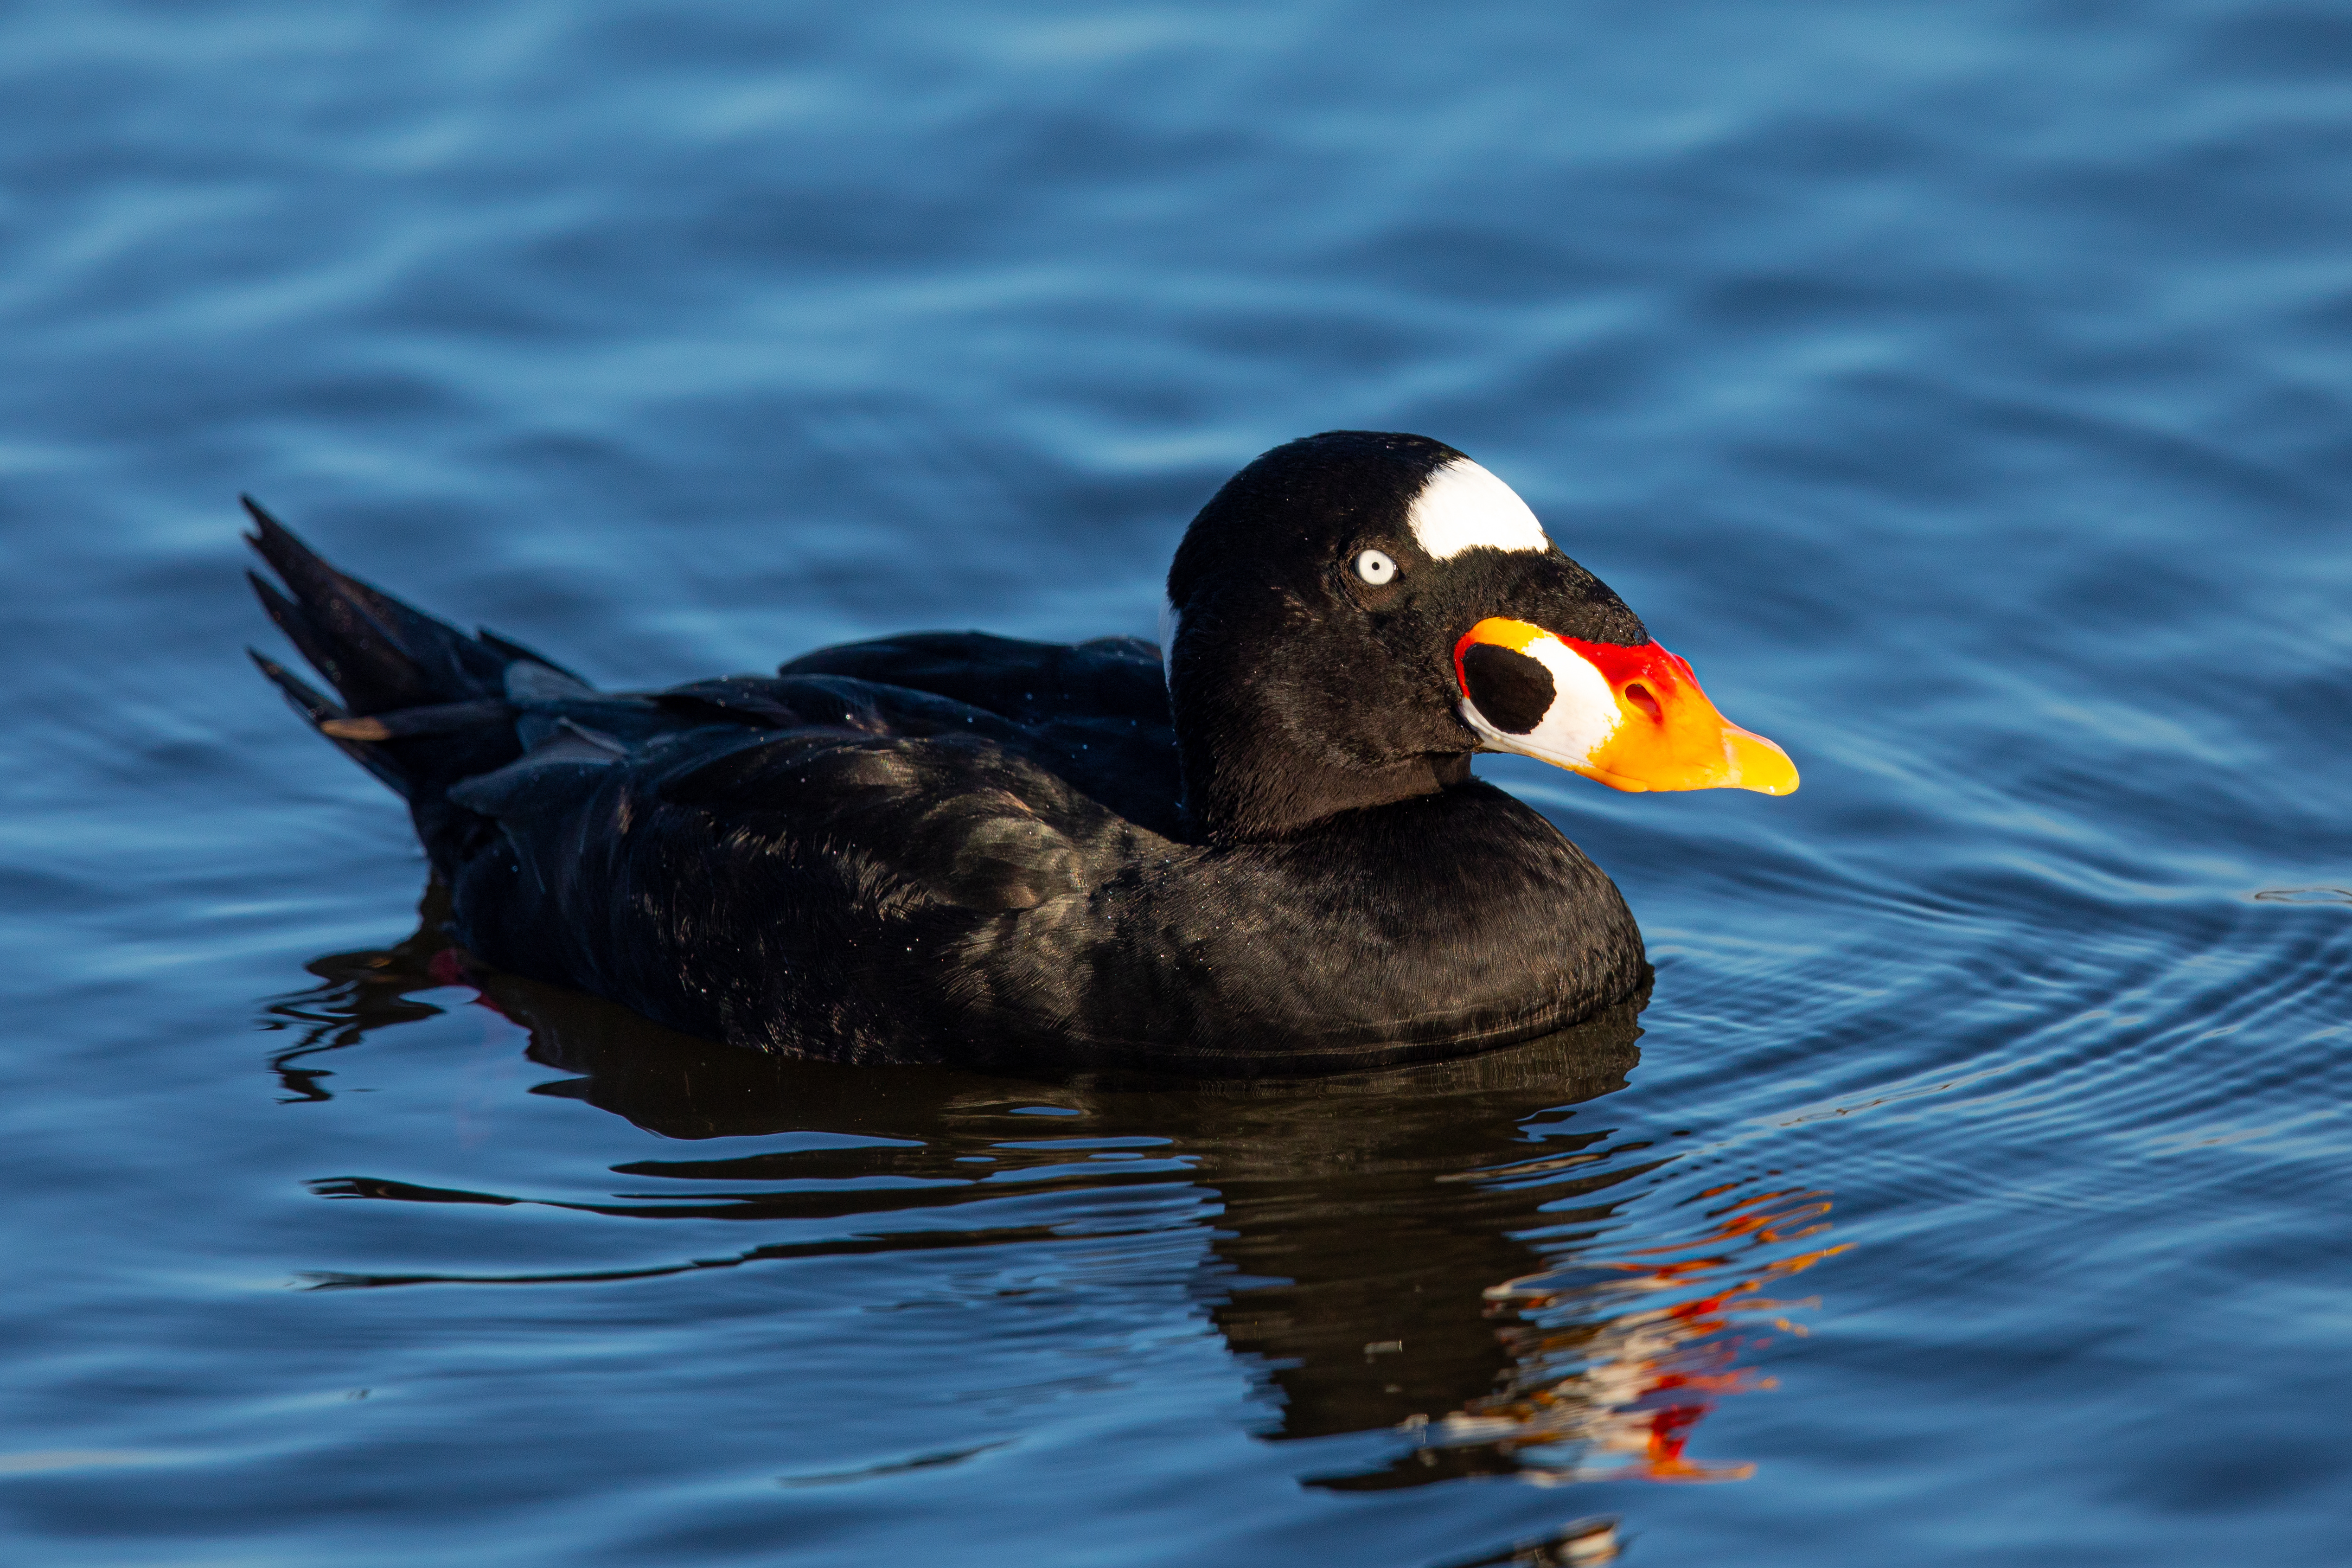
[3,0,2348,1561]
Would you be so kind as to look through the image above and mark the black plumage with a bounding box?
[247,431,1654,1074]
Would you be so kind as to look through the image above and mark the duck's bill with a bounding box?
[1453,616,1798,795]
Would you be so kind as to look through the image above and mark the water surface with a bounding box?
[3,1,2349,1562]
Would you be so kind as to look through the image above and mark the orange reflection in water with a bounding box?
[1421,1184,1845,1485]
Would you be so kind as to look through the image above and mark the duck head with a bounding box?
[1163,430,1796,841]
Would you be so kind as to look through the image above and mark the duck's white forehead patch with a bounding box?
[1407,458,1551,560]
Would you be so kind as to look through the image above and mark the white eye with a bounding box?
[1354,549,1398,585]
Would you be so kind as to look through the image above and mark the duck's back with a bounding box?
[444,645,1191,1064]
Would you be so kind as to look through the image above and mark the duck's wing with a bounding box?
[438,659,1164,900]
[435,691,1170,1059]
[779,630,1169,726]
[668,638,1182,834]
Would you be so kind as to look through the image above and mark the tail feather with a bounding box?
[248,648,412,795]
[242,495,507,715]
[477,627,587,684]
[245,497,551,809]
[248,569,358,701]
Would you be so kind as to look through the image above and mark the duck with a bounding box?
[247,430,1795,1075]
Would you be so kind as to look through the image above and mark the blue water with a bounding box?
[4,0,2349,1562]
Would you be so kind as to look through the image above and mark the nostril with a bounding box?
[1624,682,1662,721]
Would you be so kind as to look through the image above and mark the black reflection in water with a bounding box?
[263,894,1837,1491]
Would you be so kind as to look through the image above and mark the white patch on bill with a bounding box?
[1407,458,1551,560]
[1459,635,1619,765]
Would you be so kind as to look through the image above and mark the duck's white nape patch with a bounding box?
[1157,595,1181,687]
[1407,458,1550,560]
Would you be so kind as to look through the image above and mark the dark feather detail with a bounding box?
[780,631,1168,728]
[320,698,514,742]
[242,495,506,714]
[247,649,410,795]
[243,498,543,867]
[477,628,588,683]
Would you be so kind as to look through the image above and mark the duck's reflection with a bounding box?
[262,891,1836,1491]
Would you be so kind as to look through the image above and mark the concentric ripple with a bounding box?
[2,0,2350,1564]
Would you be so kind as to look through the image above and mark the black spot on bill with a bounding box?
[1461,642,1554,735]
